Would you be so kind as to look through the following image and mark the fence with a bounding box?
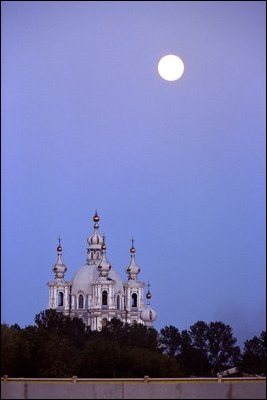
[1,376,266,399]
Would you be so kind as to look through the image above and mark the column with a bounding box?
[53,286,57,308]
[108,285,112,307]
[64,287,69,311]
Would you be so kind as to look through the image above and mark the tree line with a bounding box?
[1,310,266,378]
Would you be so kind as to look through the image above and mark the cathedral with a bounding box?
[47,211,157,330]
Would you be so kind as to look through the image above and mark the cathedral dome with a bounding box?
[141,306,157,323]
[71,263,124,295]
[71,264,98,295]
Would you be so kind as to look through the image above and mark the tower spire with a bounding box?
[98,237,111,278]
[86,210,104,264]
[126,237,140,280]
[52,238,67,279]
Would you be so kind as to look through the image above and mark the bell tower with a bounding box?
[124,239,145,324]
[47,238,71,315]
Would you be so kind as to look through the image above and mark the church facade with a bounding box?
[47,211,157,330]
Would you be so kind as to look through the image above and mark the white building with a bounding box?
[47,211,157,330]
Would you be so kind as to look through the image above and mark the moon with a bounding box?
[158,55,184,81]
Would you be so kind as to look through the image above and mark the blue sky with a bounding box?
[2,1,266,346]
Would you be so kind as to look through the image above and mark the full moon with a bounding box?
[158,54,184,81]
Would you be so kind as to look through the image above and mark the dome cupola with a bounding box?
[87,210,104,246]
[126,238,140,280]
[98,236,111,278]
[141,306,157,323]
[86,210,104,263]
[141,283,157,325]
[52,238,67,279]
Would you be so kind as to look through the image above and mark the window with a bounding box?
[117,295,120,310]
[78,294,84,309]
[91,251,94,259]
[132,293,137,308]
[102,290,108,306]
[96,252,99,259]
[58,292,63,307]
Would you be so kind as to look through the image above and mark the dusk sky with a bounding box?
[2,1,266,346]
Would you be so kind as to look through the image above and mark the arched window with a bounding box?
[91,251,94,259]
[117,295,120,310]
[96,252,99,259]
[102,290,108,306]
[132,293,137,308]
[58,292,63,307]
[78,294,84,309]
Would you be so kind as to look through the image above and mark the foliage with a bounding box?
[239,331,266,375]
[158,321,241,376]
[35,309,87,348]
[189,321,241,375]
[1,324,21,376]
[1,311,265,378]
[159,325,181,357]
[177,329,210,377]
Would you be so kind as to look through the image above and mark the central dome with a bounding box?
[71,263,124,295]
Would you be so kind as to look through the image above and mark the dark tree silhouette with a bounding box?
[159,325,181,357]
[2,312,257,379]
[240,331,266,375]
[189,321,241,374]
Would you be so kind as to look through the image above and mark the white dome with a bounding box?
[126,256,140,279]
[71,264,98,294]
[71,263,124,295]
[87,231,104,246]
[141,306,157,322]
[52,262,67,278]
[52,252,67,279]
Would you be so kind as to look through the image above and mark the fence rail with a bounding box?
[1,376,266,384]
